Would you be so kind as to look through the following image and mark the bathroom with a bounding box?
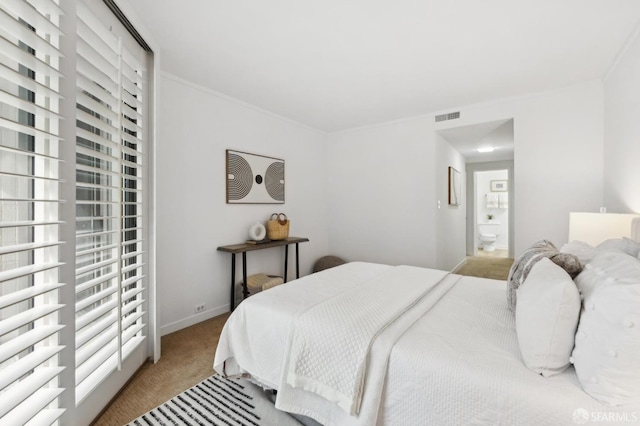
[475,169,509,257]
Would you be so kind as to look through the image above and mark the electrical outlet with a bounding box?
[195,304,206,313]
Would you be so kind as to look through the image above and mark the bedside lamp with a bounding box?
[568,212,640,246]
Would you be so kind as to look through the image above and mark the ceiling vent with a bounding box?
[435,111,461,122]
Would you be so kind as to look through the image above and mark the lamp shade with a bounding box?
[568,213,640,246]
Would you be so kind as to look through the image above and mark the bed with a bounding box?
[214,220,640,426]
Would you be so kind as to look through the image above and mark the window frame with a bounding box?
[0,0,157,424]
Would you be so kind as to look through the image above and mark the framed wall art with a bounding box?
[448,166,461,206]
[490,180,508,192]
[226,150,285,204]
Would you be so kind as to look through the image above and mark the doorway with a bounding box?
[437,118,515,261]
[474,169,510,258]
[466,160,515,259]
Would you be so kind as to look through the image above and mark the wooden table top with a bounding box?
[217,237,309,254]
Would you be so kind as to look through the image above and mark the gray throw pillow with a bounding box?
[507,240,582,311]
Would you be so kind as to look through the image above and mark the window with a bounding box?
[74,1,147,402]
[0,0,65,423]
[0,0,152,422]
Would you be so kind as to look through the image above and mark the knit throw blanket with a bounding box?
[284,266,450,415]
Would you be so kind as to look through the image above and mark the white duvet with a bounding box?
[285,265,452,416]
[214,262,640,426]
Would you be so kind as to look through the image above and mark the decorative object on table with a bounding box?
[226,149,284,204]
[266,213,290,240]
[313,255,347,273]
[490,179,508,192]
[247,273,284,292]
[235,274,285,307]
[218,237,309,311]
[245,238,271,245]
[448,166,461,206]
[248,222,267,241]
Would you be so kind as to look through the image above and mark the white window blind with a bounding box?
[74,1,146,402]
[0,0,65,424]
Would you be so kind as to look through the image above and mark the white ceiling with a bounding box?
[438,119,514,163]
[129,0,640,132]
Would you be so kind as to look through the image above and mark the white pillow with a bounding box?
[597,237,640,258]
[515,258,581,376]
[560,240,596,264]
[572,250,640,406]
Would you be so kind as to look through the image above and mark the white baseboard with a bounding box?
[160,304,229,336]
[451,257,467,273]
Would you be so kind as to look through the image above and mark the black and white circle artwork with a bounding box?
[265,162,284,202]
[226,150,285,204]
[226,153,253,201]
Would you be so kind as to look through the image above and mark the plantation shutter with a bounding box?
[0,0,65,424]
[74,1,146,401]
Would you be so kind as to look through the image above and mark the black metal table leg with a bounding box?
[230,253,236,311]
[242,252,248,299]
[218,238,308,308]
[284,245,289,283]
[295,243,300,279]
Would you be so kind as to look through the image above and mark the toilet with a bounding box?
[478,222,499,252]
[479,233,497,251]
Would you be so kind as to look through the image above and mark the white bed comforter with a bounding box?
[215,262,393,391]
[377,277,640,426]
[214,263,640,426]
[280,265,458,424]
[215,262,459,425]
[285,265,452,415]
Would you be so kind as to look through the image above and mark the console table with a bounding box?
[217,237,309,311]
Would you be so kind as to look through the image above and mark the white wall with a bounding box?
[326,119,438,267]
[604,30,640,214]
[326,79,604,265]
[435,135,467,270]
[475,170,509,249]
[438,80,604,254]
[157,73,330,334]
[156,76,605,335]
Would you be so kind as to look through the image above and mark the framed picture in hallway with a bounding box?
[448,166,461,206]
[491,180,508,192]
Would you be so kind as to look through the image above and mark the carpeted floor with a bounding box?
[93,313,230,425]
[453,255,514,280]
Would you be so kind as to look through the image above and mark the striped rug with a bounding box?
[128,374,301,426]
